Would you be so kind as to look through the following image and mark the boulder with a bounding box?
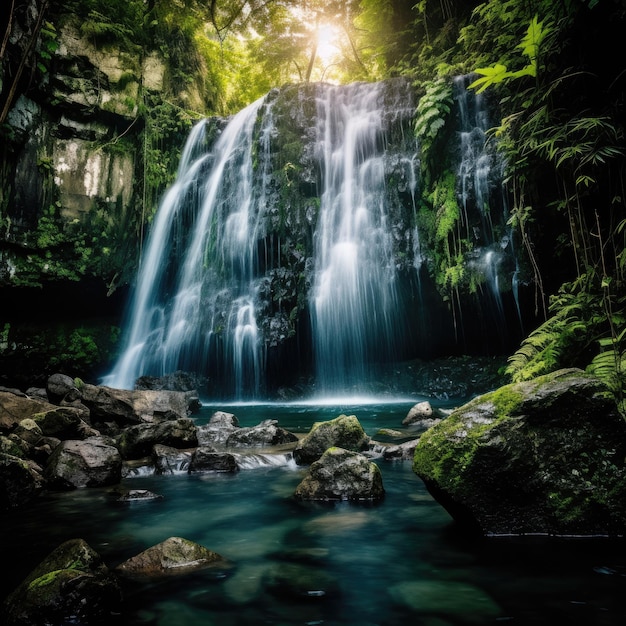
[189,447,239,473]
[79,384,195,427]
[402,400,444,430]
[0,453,44,510]
[32,406,97,440]
[294,447,385,501]
[43,438,123,490]
[413,368,626,536]
[197,411,240,445]
[152,444,193,474]
[225,419,298,448]
[382,439,419,461]
[0,391,58,432]
[116,417,198,460]
[293,414,370,465]
[46,373,81,404]
[114,536,231,581]
[114,488,164,503]
[1,538,122,626]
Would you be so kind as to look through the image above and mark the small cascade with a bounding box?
[310,81,412,393]
[233,452,296,470]
[453,74,515,341]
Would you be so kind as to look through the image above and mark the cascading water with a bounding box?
[105,96,271,396]
[310,82,414,393]
[106,76,521,399]
[453,74,517,342]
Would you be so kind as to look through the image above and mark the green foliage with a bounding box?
[506,272,626,415]
[413,77,453,183]
[468,16,551,92]
[37,21,59,75]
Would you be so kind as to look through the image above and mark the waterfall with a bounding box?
[105,96,271,395]
[105,77,520,399]
[454,74,514,342]
[310,82,411,393]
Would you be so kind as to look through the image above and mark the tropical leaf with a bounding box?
[468,64,511,93]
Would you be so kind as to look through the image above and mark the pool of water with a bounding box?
[2,401,626,625]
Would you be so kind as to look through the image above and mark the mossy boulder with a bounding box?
[293,414,371,465]
[413,368,626,536]
[294,447,384,501]
[114,536,231,581]
[1,538,122,626]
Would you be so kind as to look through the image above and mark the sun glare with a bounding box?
[316,23,341,64]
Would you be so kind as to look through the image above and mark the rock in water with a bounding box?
[413,368,626,536]
[294,447,384,501]
[293,414,370,465]
[114,536,231,581]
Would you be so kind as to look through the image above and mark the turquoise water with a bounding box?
[2,401,626,625]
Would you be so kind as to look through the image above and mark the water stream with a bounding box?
[1,402,625,625]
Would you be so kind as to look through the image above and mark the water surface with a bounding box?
[2,401,625,625]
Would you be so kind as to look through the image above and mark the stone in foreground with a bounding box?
[294,447,384,501]
[413,368,626,536]
[1,538,121,626]
[114,536,231,581]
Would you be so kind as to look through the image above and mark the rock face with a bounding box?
[293,414,370,465]
[413,368,626,536]
[294,447,385,501]
[2,538,122,626]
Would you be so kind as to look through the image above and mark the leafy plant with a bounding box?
[413,77,453,183]
[469,16,551,93]
[507,271,626,415]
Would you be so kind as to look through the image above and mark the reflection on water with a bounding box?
[1,403,626,625]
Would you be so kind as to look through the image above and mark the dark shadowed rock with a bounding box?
[46,373,82,404]
[293,414,370,465]
[116,417,198,460]
[114,488,164,503]
[114,536,231,581]
[294,447,385,501]
[32,406,97,440]
[413,368,626,536]
[1,538,122,626]
[152,443,193,474]
[0,453,44,510]
[80,384,195,426]
[189,447,239,473]
[43,438,122,489]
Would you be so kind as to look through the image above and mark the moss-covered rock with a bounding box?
[1,538,122,626]
[293,414,371,465]
[294,447,385,501]
[413,368,626,536]
[114,536,231,581]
